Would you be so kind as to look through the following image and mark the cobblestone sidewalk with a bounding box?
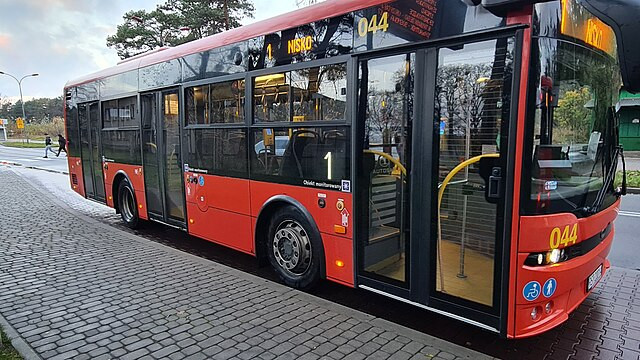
[0,166,493,359]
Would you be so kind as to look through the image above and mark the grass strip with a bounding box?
[0,328,22,360]
[0,142,46,149]
[616,170,640,189]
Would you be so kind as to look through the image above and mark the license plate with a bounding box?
[587,264,603,292]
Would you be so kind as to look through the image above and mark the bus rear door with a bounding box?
[141,89,186,227]
[78,102,106,202]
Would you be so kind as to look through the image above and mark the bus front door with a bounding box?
[356,36,517,332]
[428,37,515,330]
[141,89,186,227]
[78,102,105,202]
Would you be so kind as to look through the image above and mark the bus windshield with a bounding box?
[526,37,621,215]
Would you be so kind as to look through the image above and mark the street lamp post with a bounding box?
[0,71,39,142]
[0,71,39,122]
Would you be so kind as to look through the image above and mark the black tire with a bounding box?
[118,179,139,229]
[267,205,322,290]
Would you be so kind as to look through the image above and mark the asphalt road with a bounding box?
[611,194,640,270]
[624,157,640,171]
[0,144,69,174]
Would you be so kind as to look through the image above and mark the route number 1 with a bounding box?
[358,12,389,37]
[324,152,332,180]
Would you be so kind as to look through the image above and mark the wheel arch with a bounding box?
[112,170,134,214]
[254,195,326,279]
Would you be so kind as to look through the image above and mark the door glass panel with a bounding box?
[142,94,163,217]
[79,104,94,197]
[359,54,414,285]
[162,92,185,222]
[90,103,105,200]
[434,39,514,306]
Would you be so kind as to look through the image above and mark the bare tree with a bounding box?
[436,63,492,157]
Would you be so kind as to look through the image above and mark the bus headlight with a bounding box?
[548,249,562,264]
[525,249,567,266]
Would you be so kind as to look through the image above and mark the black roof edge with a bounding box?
[579,0,640,93]
[480,0,553,16]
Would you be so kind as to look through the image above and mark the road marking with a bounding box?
[619,211,640,218]
[16,159,38,162]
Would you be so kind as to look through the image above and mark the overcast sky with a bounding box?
[0,0,304,101]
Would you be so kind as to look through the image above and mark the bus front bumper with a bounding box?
[512,225,614,338]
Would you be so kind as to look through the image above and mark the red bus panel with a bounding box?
[103,163,148,220]
[67,157,85,198]
[185,174,253,254]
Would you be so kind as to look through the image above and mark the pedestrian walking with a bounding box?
[56,134,67,157]
[43,134,56,158]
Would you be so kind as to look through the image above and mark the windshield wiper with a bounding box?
[584,146,626,215]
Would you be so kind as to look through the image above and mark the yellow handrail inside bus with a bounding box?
[437,153,499,293]
[438,154,499,208]
[363,149,407,176]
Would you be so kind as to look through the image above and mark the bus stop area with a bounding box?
[1,165,640,360]
[0,166,489,360]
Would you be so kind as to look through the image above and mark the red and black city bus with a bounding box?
[64,0,639,338]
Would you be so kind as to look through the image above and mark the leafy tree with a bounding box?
[554,87,592,144]
[107,0,255,59]
[0,97,63,123]
[168,0,254,36]
[106,9,184,59]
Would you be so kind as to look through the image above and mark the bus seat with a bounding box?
[222,133,247,173]
[279,130,318,177]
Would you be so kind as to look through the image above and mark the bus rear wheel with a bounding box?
[118,179,139,229]
[267,206,321,290]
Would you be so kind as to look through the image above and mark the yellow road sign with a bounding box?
[16,118,24,129]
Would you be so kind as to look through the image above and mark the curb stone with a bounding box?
[0,160,22,167]
[0,312,43,360]
[1,166,495,360]
[0,160,68,175]
[626,187,640,195]
[24,166,69,175]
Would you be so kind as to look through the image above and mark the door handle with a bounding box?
[488,167,502,199]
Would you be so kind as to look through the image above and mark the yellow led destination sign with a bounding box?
[561,0,616,56]
[287,35,313,55]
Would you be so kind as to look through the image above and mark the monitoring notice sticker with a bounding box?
[341,180,351,193]
[303,180,342,191]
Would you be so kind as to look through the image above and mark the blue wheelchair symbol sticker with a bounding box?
[523,281,541,301]
[543,278,557,298]
[198,176,205,187]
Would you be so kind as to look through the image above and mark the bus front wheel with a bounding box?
[118,179,139,229]
[267,206,321,290]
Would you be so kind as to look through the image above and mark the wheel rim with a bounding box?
[272,220,312,276]
[121,186,136,223]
